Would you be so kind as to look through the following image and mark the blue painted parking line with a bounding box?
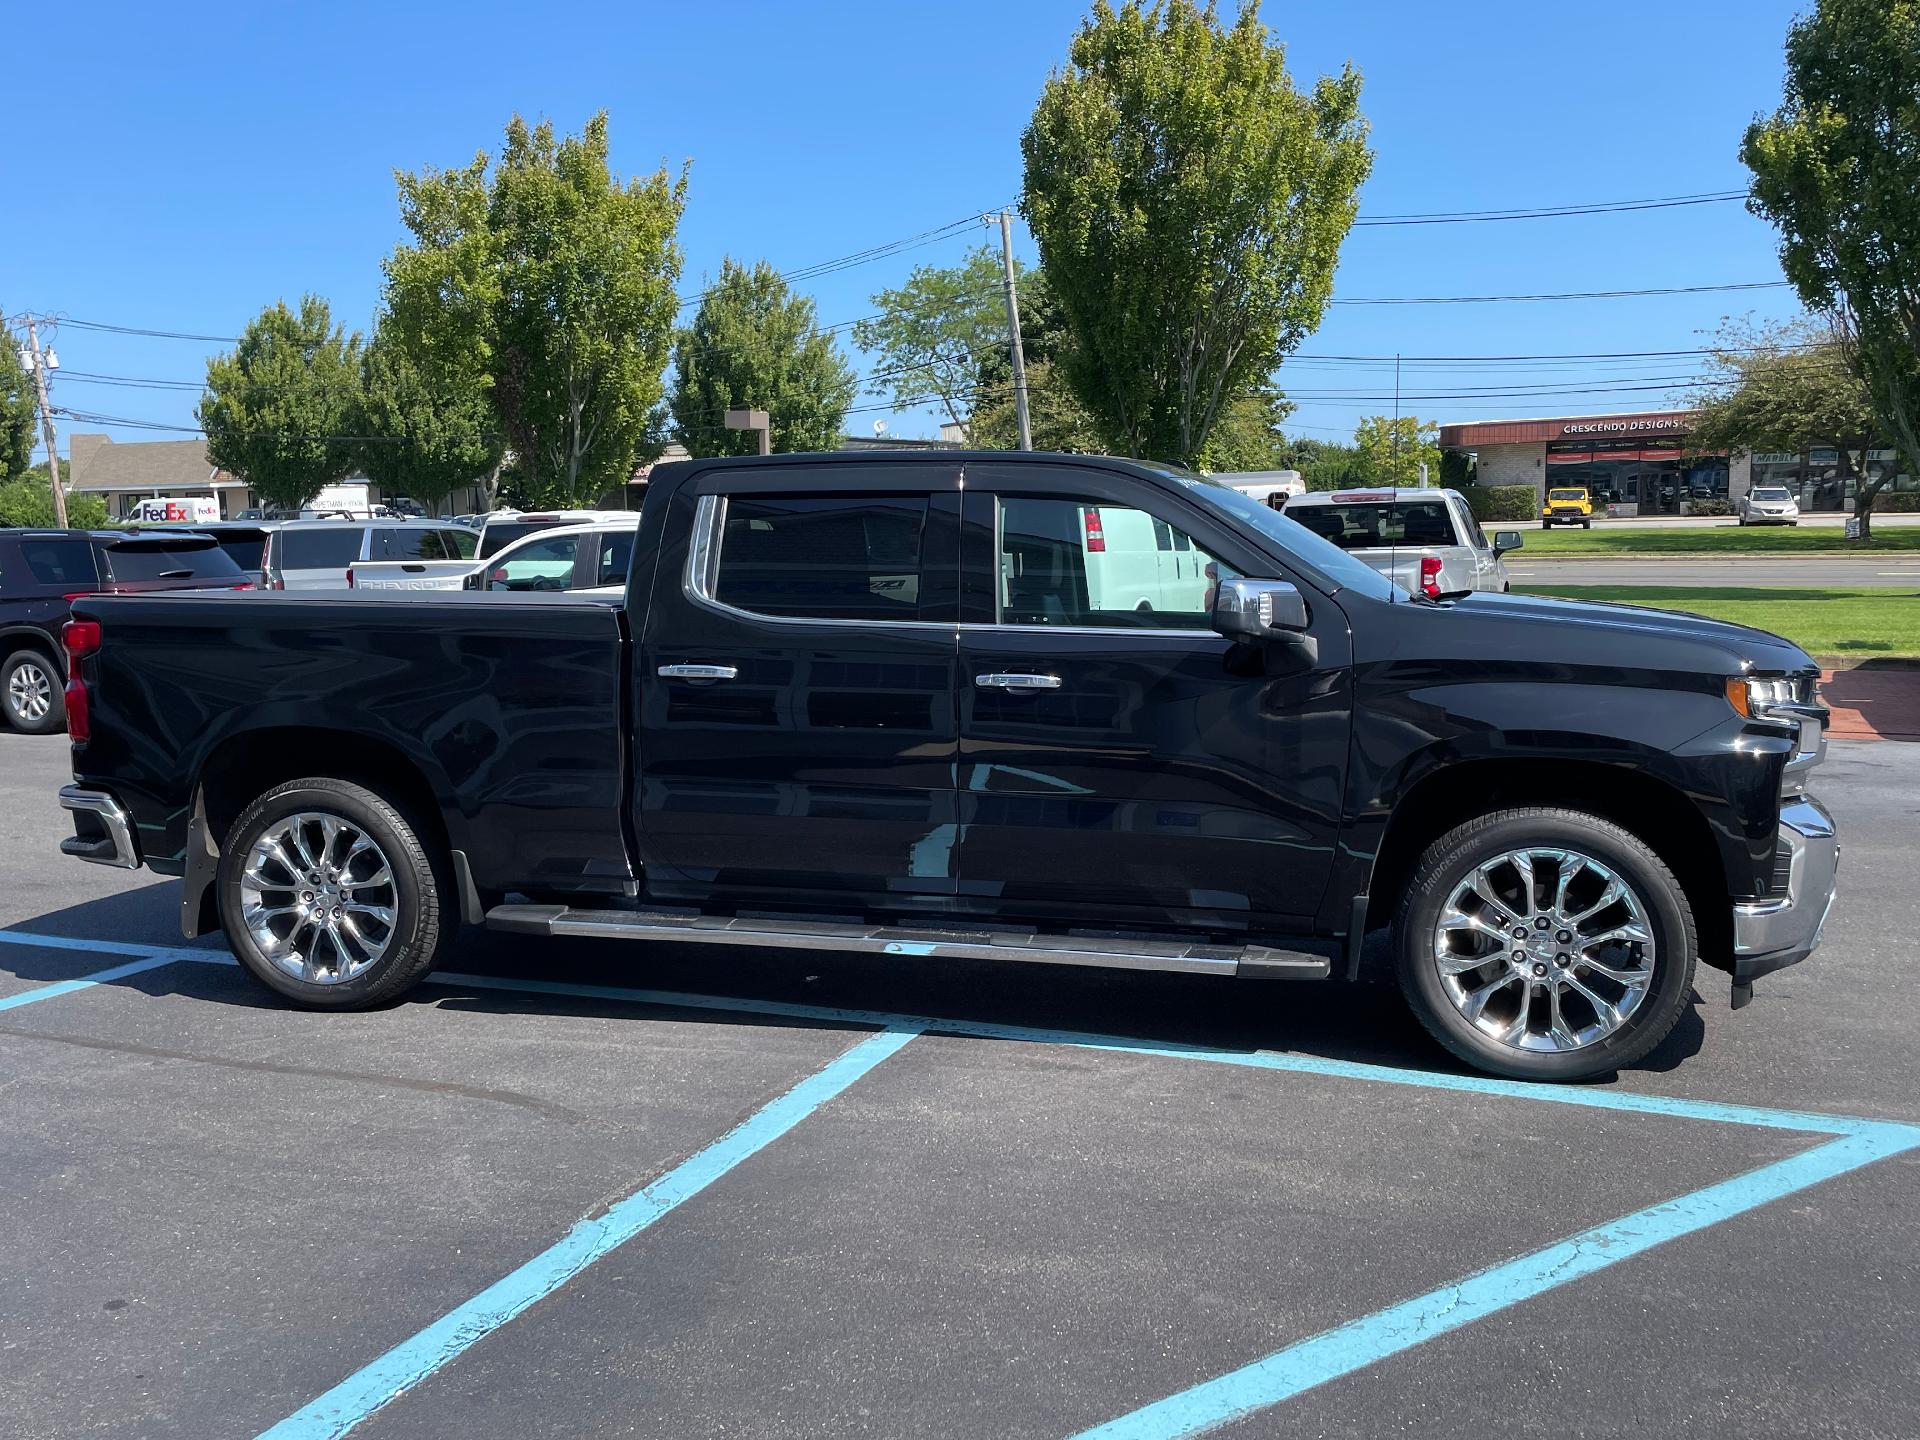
[0,951,195,1012]
[257,1023,923,1440]
[0,927,233,964]
[1067,1123,1920,1439]
[5,927,1919,1438]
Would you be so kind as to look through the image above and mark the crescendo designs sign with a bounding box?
[1561,416,1697,435]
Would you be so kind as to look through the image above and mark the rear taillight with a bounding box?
[1419,556,1443,600]
[345,568,356,588]
[63,620,101,743]
[1083,507,1107,553]
[230,582,256,591]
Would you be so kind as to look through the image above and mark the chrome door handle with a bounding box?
[657,663,739,681]
[975,672,1062,690]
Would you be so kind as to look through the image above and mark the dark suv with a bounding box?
[0,529,251,734]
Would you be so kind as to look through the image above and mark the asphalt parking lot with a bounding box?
[2,733,1917,1439]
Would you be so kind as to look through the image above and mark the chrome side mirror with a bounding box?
[1212,577,1309,641]
[1493,530,1524,555]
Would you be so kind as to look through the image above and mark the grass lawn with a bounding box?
[1514,585,1920,659]
[1522,525,1920,555]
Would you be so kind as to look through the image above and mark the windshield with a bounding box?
[1753,488,1794,502]
[1170,474,1401,602]
[1548,489,1587,501]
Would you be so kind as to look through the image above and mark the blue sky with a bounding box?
[3,0,1811,455]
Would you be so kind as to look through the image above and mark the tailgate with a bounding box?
[348,560,476,590]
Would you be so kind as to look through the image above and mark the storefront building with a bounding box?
[1438,409,1914,516]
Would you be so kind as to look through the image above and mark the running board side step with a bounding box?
[483,904,1332,980]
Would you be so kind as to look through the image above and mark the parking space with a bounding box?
[2,733,1918,1439]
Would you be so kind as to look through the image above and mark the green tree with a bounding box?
[1743,0,1920,539]
[854,245,1008,429]
[1021,0,1372,465]
[0,471,109,528]
[1198,389,1296,472]
[1,328,36,482]
[670,258,858,455]
[391,112,687,507]
[1352,415,1440,487]
[199,296,364,512]
[1688,317,1882,525]
[358,326,503,514]
[1439,447,1476,488]
[971,266,1106,449]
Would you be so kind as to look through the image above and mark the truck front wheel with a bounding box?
[1393,808,1696,1081]
[217,777,447,1009]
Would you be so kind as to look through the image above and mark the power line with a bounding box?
[1351,190,1746,227]
[1332,281,1791,306]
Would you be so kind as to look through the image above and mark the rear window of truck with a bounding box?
[1286,500,1458,550]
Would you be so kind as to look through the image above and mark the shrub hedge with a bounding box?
[1461,484,1537,522]
[1872,491,1920,512]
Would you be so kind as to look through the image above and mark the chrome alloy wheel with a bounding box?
[8,660,53,723]
[1431,847,1655,1054]
[239,812,398,985]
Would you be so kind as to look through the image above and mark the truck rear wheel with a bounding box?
[1392,807,1696,1081]
[218,777,446,1009]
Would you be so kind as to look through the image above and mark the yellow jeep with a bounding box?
[1542,486,1594,529]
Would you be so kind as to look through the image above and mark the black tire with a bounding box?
[1581,518,1591,529]
[2,649,66,734]
[218,777,447,1009]
[1392,807,1696,1081]
[1540,519,1551,529]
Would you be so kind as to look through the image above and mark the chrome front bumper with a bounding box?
[1731,796,1837,996]
[58,785,142,869]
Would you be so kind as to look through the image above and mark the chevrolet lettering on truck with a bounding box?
[55,452,1838,1081]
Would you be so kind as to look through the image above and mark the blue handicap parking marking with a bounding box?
[2,924,1916,1440]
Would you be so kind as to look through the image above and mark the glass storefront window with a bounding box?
[1545,437,1724,514]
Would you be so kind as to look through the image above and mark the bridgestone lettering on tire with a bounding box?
[1393,807,1696,1081]
[218,777,447,1009]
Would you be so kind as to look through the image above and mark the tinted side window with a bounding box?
[214,535,267,571]
[279,527,367,570]
[0,537,20,593]
[597,531,634,587]
[713,495,927,621]
[996,496,1227,629]
[21,539,99,589]
[442,529,478,559]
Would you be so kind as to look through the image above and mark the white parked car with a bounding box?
[1738,485,1802,527]
[477,508,641,560]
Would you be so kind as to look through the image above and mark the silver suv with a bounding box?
[1280,487,1523,597]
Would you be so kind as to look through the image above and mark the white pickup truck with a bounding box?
[1280,488,1523,598]
[348,517,640,594]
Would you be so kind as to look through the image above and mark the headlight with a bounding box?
[1725,675,1803,717]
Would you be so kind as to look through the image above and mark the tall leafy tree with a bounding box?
[390,112,687,507]
[199,296,364,511]
[1743,0,1920,536]
[1352,415,1440,487]
[1198,389,1296,472]
[854,245,1008,428]
[1021,0,1372,465]
[1689,318,1883,529]
[1,324,39,482]
[359,326,503,514]
[970,265,1105,449]
[669,258,858,455]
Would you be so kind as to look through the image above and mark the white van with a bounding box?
[999,498,1213,624]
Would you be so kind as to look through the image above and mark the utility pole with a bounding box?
[20,319,68,528]
[993,211,1032,451]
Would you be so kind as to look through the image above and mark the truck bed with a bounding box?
[68,590,633,898]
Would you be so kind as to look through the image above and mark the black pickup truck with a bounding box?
[56,452,1837,1080]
